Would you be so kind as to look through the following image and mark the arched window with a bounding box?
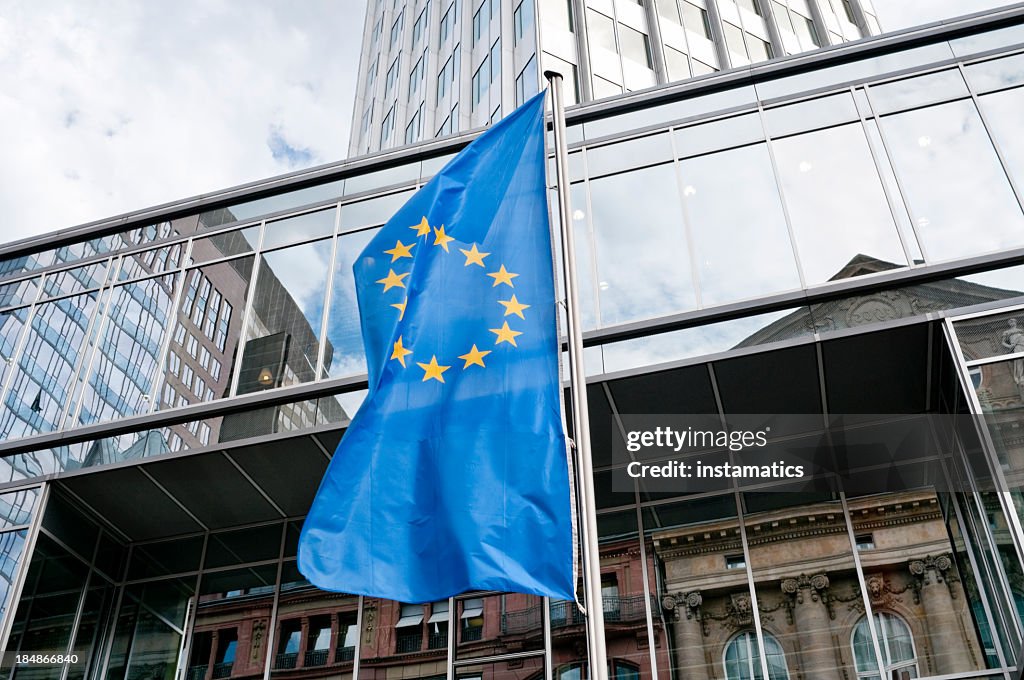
[852,612,918,679]
[723,631,789,680]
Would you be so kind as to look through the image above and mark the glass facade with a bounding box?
[4,8,1024,680]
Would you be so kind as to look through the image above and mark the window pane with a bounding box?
[587,132,673,178]
[340,190,417,230]
[619,24,652,68]
[665,46,690,81]
[0,292,100,439]
[772,123,907,284]
[263,208,336,250]
[588,164,697,324]
[76,274,179,425]
[0,530,27,625]
[978,87,1024,205]
[762,92,859,139]
[0,278,39,310]
[680,144,801,304]
[47,260,109,296]
[325,229,378,379]
[868,69,969,115]
[880,99,1024,261]
[964,54,1024,93]
[240,240,333,392]
[0,306,30,391]
[588,10,617,52]
[157,257,253,411]
[675,113,765,158]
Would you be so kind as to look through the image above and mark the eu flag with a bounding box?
[298,92,575,602]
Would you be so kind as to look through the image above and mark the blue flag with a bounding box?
[298,91,575,602]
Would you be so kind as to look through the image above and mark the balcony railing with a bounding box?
[427,631,448,649]
[186,666,207,680]
[548,600,586,629]
[501,595,654,634]
[335,646,356,662]
[274,653,298,670]
[602,594,650,623]
[396,634,422,653]
[461,625,483,642]
[211,663,232,679]
[304,649,329,667]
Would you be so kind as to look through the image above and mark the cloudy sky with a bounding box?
[0,1,367,245]
[0,1,1016,247]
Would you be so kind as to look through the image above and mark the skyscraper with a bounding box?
[349,0,883,154]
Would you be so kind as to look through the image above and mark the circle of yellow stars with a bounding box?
[374,215,531,383]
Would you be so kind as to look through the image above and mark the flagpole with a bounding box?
[544,70,609,680]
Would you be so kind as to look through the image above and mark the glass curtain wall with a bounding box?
[2,318,1024,680]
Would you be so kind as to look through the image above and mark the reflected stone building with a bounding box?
[6,4,1024,680]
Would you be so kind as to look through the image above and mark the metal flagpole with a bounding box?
[544,69,610,680]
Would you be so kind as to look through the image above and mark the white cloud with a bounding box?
[0,1,366,243]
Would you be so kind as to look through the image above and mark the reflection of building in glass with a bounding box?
[6,5,1024,680]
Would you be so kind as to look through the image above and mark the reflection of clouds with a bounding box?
[978,88,1024,195]
[334,390,367,419]
[589,164,698,326]
[328,352,367,378]
[326,229,376,378]
[599,308,802,373]
[773,124,906,283]
[681,145,802,305]
[962,264,1024,293]
[881,99,1024,261]
[261,239,332,330]
[965,54,1024,91]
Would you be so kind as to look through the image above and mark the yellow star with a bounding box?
[433,225,455,252]
[391,299,407,320]
[376,269,409,292]
[458,344,491,369]
[490,321,523,347]
[488,264,519,288]
[410,216,431,237]
[417,355,451,383]
[459,243,490,267]
[498,294,530,319]
[384,239,415,262]
[390,336,413,367]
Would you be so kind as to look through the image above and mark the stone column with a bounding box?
[662,591,709,680]
[909,555,975,675]
[781,574,842,680]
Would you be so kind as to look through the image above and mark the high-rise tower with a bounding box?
[349,0,882,155]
